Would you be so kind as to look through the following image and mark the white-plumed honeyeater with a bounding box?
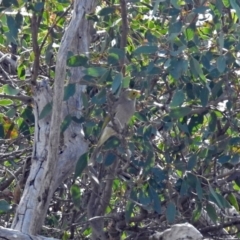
[88,88,141,183]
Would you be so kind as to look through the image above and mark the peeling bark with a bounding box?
[0,226,58,240]
[11,0,97,236]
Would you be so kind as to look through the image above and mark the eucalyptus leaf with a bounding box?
[133,45,158,55]
[170,90,185,107]
[39,102,52,120]
[166,202,176,223]
[74,152,88,180]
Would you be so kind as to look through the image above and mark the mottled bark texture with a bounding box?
[11,0,97,236]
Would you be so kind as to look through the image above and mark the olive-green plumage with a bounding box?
[97,89,140,148]
[88,89,140,183]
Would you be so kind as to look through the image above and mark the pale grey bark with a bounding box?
[0,226,58,240]
[11,0,97,237]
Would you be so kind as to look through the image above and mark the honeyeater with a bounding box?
[88,88,141,183]
[97,88,140,148]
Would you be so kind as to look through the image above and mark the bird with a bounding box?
[88,88,141,183]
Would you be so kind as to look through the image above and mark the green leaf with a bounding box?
[123,76,130,88]
[185,27,194,41]
[138,189,151,205]
[98,7,115,16]
[74,152,88,179]
[2,0,12,7]
[186,173,197,188]
[152,167,167,184]
[196,177,203,200]
[6,15,18,39]
[166,202,176,223]
[152,0,162,15]
[209,112,217,132]
[39,102,52,120]
[134,112,148,122]
[112,73,122,94]
[84,67,107,77]
[170,0,180,9]
[193,6,208,14]
[143,124,152,139]
[133,45,158,55]
[209,184,223,208]
[0,124,4,138]
[227,193,239,211]
[58,0,70,3]
[211,81,223,99]
[61,115,72,133]
[108,48,125,64]
[17,64,26,80]
[148,186,161,214]
[0,200,11,212]
[64,83,76,101]
[67,55,88,67]
[34,2,44,11]
[187,154,197,170]
[21,106,34,124]
[70,184,81,209]
[169,21,182,34]
[213,192,231,208]
[103,136,120,150]
[3,84,20,95]
[108,52,119,65]
[186,83,195,99]
[19,119,30,137]
[230,0,240,19]
[0,99,13,106]
[6,108,16,118]
[11,0,19,7]
[126,189,137,223]
[180,180,189,196]
[99,69,112,83]
[178,123,189,134]
[188,114,204,134]
[192,203,202,222]
[217,56,226,73]
[125,200,134,223]
[206,203,218,223]
[45,44,53,65]
[91,88,106,105]
[104,152,117,166]
[218,33,224,52]
[169,107,191,118]
[200,86,209,107]
[170,59,188,79]
[231,154,240,165]
[190,57,205,82]
[229,137,240,145]
[15,12,23,29]
[222,0,230,7]
[62,232,70,240]
[218,155,230,164]
[170,90,185,107]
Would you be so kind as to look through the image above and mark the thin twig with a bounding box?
[39,3,73,53]
[120,0,128,76]
[0,94,32,103]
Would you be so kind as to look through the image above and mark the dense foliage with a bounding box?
[1,0,240,239]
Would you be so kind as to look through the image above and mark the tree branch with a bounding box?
[0,94,32,103]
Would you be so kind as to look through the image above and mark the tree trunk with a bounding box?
[11,0,97,236]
